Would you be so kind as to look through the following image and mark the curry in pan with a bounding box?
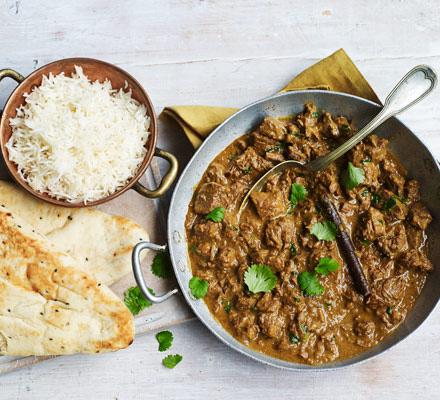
[185,102,433,365]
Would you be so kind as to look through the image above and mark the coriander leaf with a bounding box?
[315,257,339,275]
[189,276,209,299]
[341,162,365,190]
[232,225,238,231]
[393,194,408,203]
[289,333,301,344]
[242,165,252,175]
[342,124,351,132]
[266,142,287,153]
[290,183,307,207]
[361,157,372,164]
[156,330,173,352]
[315,204,322,214]
[244,264,277,294]
[382,198,396,211]
[205,207,225,222]
[294,297,301,302]
[371,192,382,204]
[361,189,369,197]
[290,242,297,256]
[362,239,371,247]
[299,324,308,340]
[379,219,384,225]
[298,271,324,296]
[312,112,319,117]
[162,354,183,369]
[124,286,155,315]
[151,252,172,279]
[228,151,239,162]
[223,300,231,314]
[386,306,393,315]
[310,221,337,241]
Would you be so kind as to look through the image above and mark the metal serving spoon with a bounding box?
[239,65,437,213]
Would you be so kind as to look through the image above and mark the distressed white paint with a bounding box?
[1,0,440,398]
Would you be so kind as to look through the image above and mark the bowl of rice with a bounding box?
[0,58,178,207]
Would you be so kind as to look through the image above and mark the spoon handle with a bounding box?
[307,65,438,172]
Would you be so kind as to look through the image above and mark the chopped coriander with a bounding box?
[393,194,408,203]
[300,324,308,340]
[294,297,301,303]
[315,204,322,214]
[252,307,259,312]
[289,333,301,344]
[379,219,384,225]
[162,354,183,369]
[301,145,306,152]
[342,124,351,132]
[242,165,252,175]
[315,257,339,275]
[189,276,209,299]
[361,157,372,164]
[124,286,154,315]
[223,300,232,314]
[371,192,382,204]
[232,225,238,231]
[312,112,319,117]
[205,207,225,222]
[227,151,239,162]
[310,221,337,241]
[386,306,393,315]
[267,142,287,153]
[290,183,307,207]
[324,302,332,308]
[362,239,371,247]
[290,243,297,256]
[298,271,324,296]
[361,189,369,197]
[244,264,277,294]
[341,162,365,190]
[382,198,397,211]
[156,330,173,352]
[151,252,173,279]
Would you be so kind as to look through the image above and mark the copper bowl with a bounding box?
[0,58,178,207]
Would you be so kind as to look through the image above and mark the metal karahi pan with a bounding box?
[132,90,440,370]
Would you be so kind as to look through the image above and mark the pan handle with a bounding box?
[132,241,179,303]
[133,147,178,198]
[0,69,24,84]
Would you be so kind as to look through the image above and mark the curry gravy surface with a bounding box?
[185,102,433,365]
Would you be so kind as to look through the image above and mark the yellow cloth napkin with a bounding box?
[159,49,381,149]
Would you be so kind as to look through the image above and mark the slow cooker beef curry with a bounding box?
[185,102,433,365]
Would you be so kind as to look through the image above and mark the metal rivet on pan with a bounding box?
[172,230,182,243]
[188,291,197,301]
[177,259,186,272]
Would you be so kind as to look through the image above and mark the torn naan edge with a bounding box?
[0,208,134,356]
[0,181,148,286]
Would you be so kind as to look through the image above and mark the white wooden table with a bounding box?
[1,1,440,398]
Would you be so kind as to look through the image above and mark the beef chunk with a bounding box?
[197,242,218,261]
[367,276,406,309]
[236,295,257,311]
[333,116,353,137]
[377,223,407,258]
[267,249,289,272]
[369,260,394,282]
[259,117,287,140]
[265,150,285,163]
[265,217,295,250]
[356,187,371,212]
[287,145,308,163]
[316,164,340,195]
[408,202,432,230]
[296,102,320,139]
[256,292,281,313]
[228,147,273,180]
[258,312,285,338]
[405,179,420,202]
[361,162,379,188]
[205,163,227,185]
[250,191,285,219]
[354,320,375,337]
[382,158,405,197]
[216,248,238,269]
[192,219,221,239]
[232,312,259,340]
[251,132,280,155]
[194,182,229,214]
[350,135,388,165]
[376,189,408,221]
[321,112,341,137]
[361,207,386,241]
[399,250,434,272]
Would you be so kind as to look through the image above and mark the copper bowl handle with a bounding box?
[133,147,178,198]
[0,69,24,85]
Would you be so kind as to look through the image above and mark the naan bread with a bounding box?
[0,181,148,286]
[0,208,134,356]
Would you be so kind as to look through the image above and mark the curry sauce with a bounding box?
[185,102,433,365]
